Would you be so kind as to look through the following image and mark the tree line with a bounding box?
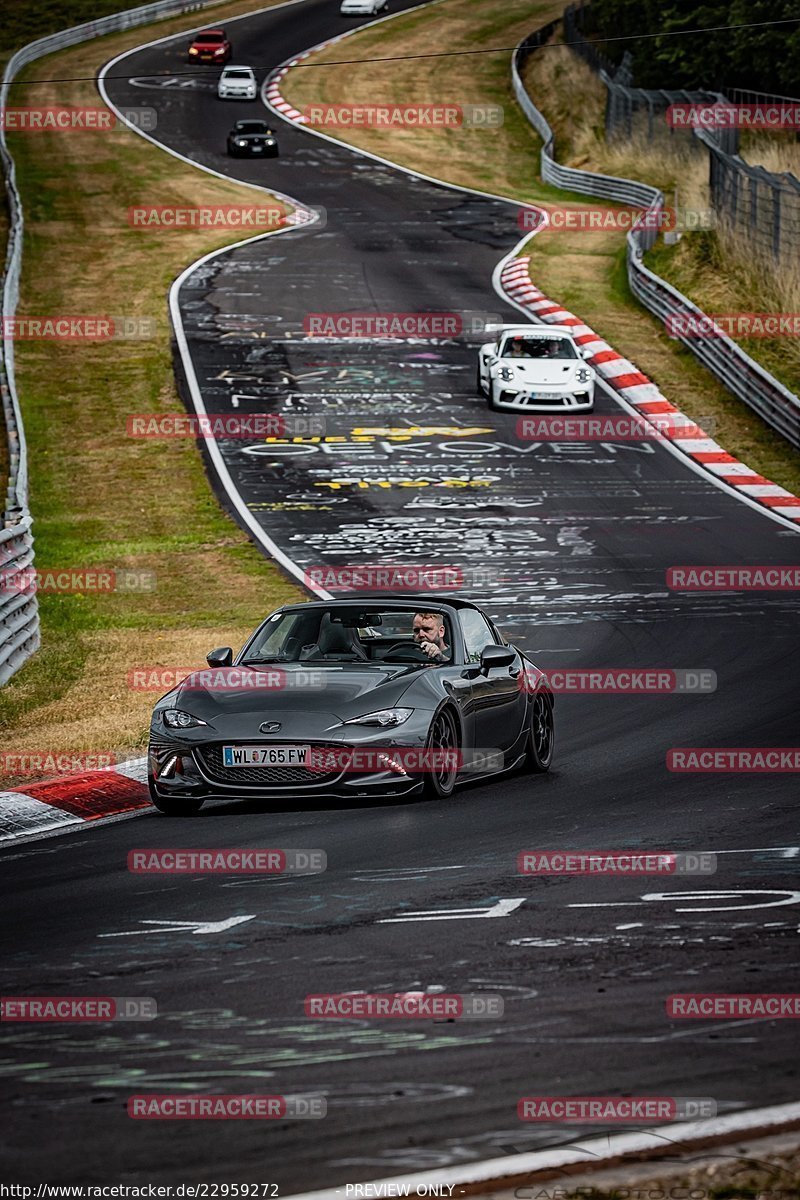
[579,0,800,97]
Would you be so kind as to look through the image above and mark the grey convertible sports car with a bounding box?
[147,596,554,813]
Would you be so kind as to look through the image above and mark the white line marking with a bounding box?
[99,915,256,937]
[569,889,800,913]
[378,898,525,923]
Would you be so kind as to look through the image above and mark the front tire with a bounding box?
[422,706,459,799]
[524,691,554,772]
[149,779,205,815]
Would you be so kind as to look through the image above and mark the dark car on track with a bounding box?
[147,596,554,813]
[187,28,232,63]
[226,119,279,158]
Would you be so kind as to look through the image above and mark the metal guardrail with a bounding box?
[565,3,800,264]
[511,25,800,451]
[0,0,223,685]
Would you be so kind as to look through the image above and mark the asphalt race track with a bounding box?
[1,0,799,1188]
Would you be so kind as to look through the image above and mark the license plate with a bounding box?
[222,744,310,767]
[252,146,263,152]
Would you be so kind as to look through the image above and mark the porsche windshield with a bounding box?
[499,335,578,359]
[241,607,452,664]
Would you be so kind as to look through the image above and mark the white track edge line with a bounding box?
[280,1101,800,1200]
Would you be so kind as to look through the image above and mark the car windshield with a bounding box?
[198,32,224,42]
[225,69,252,77]
[236,121,269,133]
[241,607,453,665]
[499,335,578,359]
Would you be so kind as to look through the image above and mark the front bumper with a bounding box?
[148,739,426,801]
[491,386,594,412]
[218,89,257,99]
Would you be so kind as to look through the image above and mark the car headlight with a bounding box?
[265,138,275,145]
[575,368,592,383]
[189,47,199,54]
[343,708,414,727]
[214,47,226,54]
[163,709,207,729]
[498,366,515,381]
[236,139,248,146]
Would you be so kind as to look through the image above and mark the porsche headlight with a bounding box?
[163,709,207,729]
[498,366,515,381]
[575,367,592,383]
[343,708,413,727]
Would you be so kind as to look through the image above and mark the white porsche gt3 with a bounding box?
[477,324,595,412]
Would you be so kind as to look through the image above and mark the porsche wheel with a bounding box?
[524,691,554,772]
[422,706,459,799]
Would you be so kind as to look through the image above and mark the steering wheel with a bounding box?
[381,641,432,663]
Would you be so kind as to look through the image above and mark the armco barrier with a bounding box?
[512,23,800,451]
[0,0,225,685]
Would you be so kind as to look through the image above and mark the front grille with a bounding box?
[196,743,345,786]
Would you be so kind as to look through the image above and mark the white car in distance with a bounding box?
[217,65,258,100]
[340,0,388,14]
[477,324,596,412]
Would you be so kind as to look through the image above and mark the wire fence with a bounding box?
[0,0,224,686]
[511,23,800,451]
[564,2,800,264]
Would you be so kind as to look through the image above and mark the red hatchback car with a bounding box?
[187,29,232,64]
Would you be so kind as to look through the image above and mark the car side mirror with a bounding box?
[207,646,233,667]
[579,347,593,359]
[479,644,515,673]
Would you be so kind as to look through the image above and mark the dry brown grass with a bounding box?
[523,40,710,207]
